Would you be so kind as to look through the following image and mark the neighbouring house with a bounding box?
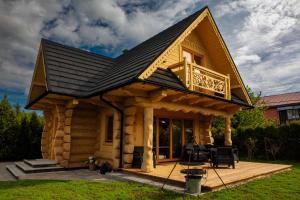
[262,92,300,125]
[26,6,252,172]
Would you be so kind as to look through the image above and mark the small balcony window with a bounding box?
[182,49,203,66]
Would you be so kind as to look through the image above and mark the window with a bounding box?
[287,109,300,120]
[182,49,203,66]
[105,116,114,142]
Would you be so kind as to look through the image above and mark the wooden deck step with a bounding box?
[6,165,26,179]
[24,159,58,168]
[15,162,64,174]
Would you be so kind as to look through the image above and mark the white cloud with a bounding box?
[215,0,300,95]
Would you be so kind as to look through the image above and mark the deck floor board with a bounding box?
[123,161,291,190]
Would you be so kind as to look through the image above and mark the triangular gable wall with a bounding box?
[138,8,251,105]
[27,46,48,106]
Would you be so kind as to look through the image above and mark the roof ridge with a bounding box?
[41,38,115,61]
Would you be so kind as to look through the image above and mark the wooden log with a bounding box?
[60,160,68,168]
[55,130,64,138]
[125,134,134,145]
[69,154,91,162]
[124,125,134,135]
[123,153,133,164]
[141,107,154,172]
[62,152,70,160]
[54,139,63,146]
[64,126,71,134]
[124,107,137,116]
[54,147,63,155]
[72,139,96,146]
[70,146,95,154]
[124,144,134,154]
[65,117,72,126]
[224,117,232,146]
[63,135,71,143]
[63,143,71,152]
[112,158,119,169]
[125,116,135,125]
[55,155,63,162]
[65,109,73,118]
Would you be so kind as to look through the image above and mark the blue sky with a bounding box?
[0,0,300,108]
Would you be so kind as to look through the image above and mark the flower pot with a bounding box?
[89,164,96,171]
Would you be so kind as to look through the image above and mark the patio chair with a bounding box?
[211,147,235,169]
[132,146,156,168]
[183,144,210,163]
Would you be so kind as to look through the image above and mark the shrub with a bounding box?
[233,124,300,161]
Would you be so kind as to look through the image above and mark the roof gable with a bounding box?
[137,7,251,105]
[89,6,207,94]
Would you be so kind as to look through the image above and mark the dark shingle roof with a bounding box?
[42,39,114,97]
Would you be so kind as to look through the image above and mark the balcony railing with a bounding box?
[169,58,231,100]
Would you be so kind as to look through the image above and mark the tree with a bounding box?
[232,87,274,130]
[212,87,274,141]
[0,94,44,161]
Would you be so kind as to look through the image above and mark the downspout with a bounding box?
[100,94,124,169]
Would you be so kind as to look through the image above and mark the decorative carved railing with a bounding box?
[169,58,231,100]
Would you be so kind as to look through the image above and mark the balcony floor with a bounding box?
[122,161,291,191]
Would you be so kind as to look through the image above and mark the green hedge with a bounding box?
[232,124,300,161]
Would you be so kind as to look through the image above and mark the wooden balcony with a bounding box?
[169,58,231,100]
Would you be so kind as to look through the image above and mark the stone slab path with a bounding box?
[0,162,15,181]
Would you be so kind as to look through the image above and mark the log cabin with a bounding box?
[26,6,252,172]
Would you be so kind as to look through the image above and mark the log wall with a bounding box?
[69,103,99,168]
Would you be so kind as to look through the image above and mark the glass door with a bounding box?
[154,117,193,162]
[172,119,182,159]
[158,118,170,160]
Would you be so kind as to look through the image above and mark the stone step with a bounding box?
[24,159,58,168]
[6,165,26,179]
[15,162,64,174]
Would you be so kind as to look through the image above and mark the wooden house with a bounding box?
[26,7,251,172]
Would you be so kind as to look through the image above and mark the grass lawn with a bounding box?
[0,162,299,200]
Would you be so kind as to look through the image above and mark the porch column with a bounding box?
[141,106,154,172]
[224,117,232,146]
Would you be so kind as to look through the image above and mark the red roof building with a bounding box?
[262,92,300,125]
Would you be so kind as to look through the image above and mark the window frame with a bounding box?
[182,47,205,66]
[105,115,114,143]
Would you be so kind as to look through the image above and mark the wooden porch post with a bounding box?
[141,106,154,172]
[224,117,232,146]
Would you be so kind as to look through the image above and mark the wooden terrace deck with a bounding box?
[122,161,291,191]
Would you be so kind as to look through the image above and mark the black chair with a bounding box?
[132,146,156,168]
[183,144,210,163]
[211,147,235,169]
